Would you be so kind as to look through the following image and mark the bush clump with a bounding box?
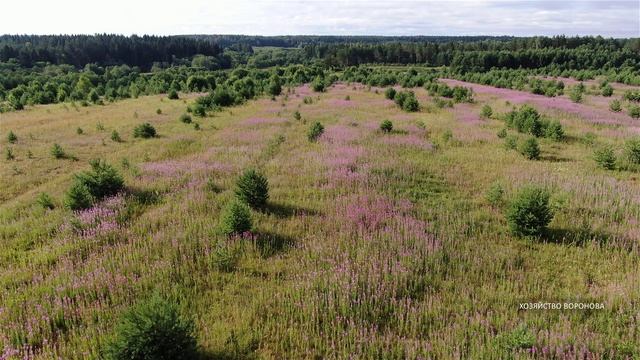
[64,182,94,210]
[179,113,192,124]
[7,131,17,143]
[394,91,419,112]
[609,99,622,112]
[629,105,640,119]
[133,123,157,138]
[497,128,507,138]
[506,186,553,237]
[544,120,564,141]
[485,182,505,206]
[293,110,301,121]
[311,76,325,92]
[480,104,493,118]
[307,122,324,142]
[36,192,55,209]
[168,89,179,100]
[51,143,66,159]
[104,295,198,360]
[518,137,540,160]
[65,159,124,210]
[380,120,393,133]
[593,146,616,170]
[624,138,640,164]
[220,200,253,236]
[235,169,269,209]
[111,130,122,142]
[384,87,397,100]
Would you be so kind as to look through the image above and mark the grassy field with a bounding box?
[1,80,639,359]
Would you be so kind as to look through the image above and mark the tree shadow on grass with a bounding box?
[263,201,320,219]
[254,231,296,257]
[539,154,573,163]
[544,226,610,247]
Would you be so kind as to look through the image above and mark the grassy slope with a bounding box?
[0,82,639,359]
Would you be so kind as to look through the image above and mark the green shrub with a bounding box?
[212,242,242,272]
[629,105,640,119]
[193,123,200,130]
[74,159,125,200]
[111,130,122,142]
[293,110,301,121]
[76,127,84,135]
[36,192,55,209]
[7,131,17,143]
[593,146,616,170]
[506,105,543,137]
[311,76,325,92]
[485,182,504,206]
[235,169,269,209]
[480,104,493,118]
[179,113,192,124]
[504,135,518,150]
[380,120,393,133]
[51,143,66,159]
[64,182,94,210]
[307,122,324,142]
[609,99,622,112]
[220,200,253,236]
[601,84,613,97]
[156,108,162,115]
[506,186,553,237]
[544,120,564,141]
[624,138,640,164]
[519,137,540,160]
[5,147,15,160]
[192,103,206,117]
[569,84,583,103]
[168,89,179,100]
[498,325,536,350]
[497,128,507,138]
[384,87,396,100]
[133,123,156,138]
[104,295,198,360]
[442,129,453,143]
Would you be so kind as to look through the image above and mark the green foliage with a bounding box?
[111,130,122,142]
[442,129,453,143]
[104,295,198,360]
[307,121,324,142]
[220,200,253,236]
[51,143,66,159]
[623,89,640,102]
[73,159,125,200]
[504,135,518,150]
[133,123,157,138]
[480,104,493,118]
[544,120,564,141]
[311,76,325,92]
[293,110,301,121]
[235,169,269,209]
[624,138,640,164]
[628,105,640,119]
[485,182,504,206]
[593,146,616,170]
[212,241,242,272]
[7,131,17,143]
[609,99,622,112]
[384,87,396,100]
[394,91,419,112]
[518,137,540,160]
[267,75,282,96]
[168,89,179,100]
[601,84,613,97]
[156,108,162,115]
[76,127,84,135]
[569,84,583,103]
[506,186,553,237]
[191,103,207,117]
[497,128,507,138]
[36,192,55,209]
[179,113,192,124]
[64,182,94,210]
[5,147,15,160]
[497,325,536,350]
[380,120,393,133]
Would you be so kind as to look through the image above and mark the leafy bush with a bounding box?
[380,120,393,133]
[519,137,540,160]
[623,89,640,102]
[220,200,253,236]
[506,105,543,137]
[506,186,553,237]
[504,135,518,150]
[497,128,507,138]
[307,122,324,142]
[624,138,640,164]
[384,87,396,100]
[7,131,17,143]
[104,295,198,360]
[111,130,122,142]
[179,114,192,124]
[5,148,15,160]
[480,104,493,118]
[64,182,94,210]
[212,242,242,272]
[394,90,419,112]
[235,169,269,209]
[191,103,206,117]
[267,75,282,96]
[593,146,616,170]
[168,89,179,100]
[51,143,66,159]
[486,182,504,206]
[629,105,640,119]
[293,110,301,121]
[544,120,564,141]
[76,127,84,135]
[442,129,453,143]
[569,84,583,103]
[609,99,622,112]
[498,325,536,350]
[601,84,613,97]
[74,159,125,200]
[311,76,325,92]
[156,108,162,115]
[133,123,156,138]
[36,192,55,209]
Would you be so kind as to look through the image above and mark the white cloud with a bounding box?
[1,0,638,37]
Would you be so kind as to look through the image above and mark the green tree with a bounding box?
[506,186,553,237]
[235,169,269,209]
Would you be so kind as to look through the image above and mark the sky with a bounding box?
[1,0,638,37]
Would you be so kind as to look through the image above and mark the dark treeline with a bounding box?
[0,35,222,69]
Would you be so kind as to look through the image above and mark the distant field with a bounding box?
[1,79,640,358]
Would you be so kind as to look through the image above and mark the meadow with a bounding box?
[1,72,640,359]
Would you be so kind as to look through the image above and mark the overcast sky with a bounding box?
[2,0,638,37]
